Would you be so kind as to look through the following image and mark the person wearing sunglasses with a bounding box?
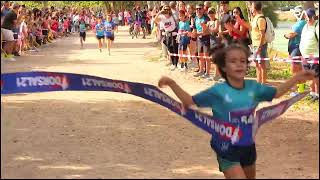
[193,4,211,80]
[154,5,179,71]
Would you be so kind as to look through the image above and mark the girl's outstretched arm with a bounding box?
[158,76,195,107]
[274,70,316,98]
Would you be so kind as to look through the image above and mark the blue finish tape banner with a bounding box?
[1,71,307,156]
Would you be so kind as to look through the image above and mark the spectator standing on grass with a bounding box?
[300,8,319,102]
[235,1,269,84]
[284,6,307,97]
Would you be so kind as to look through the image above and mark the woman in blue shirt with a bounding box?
[158,44,316,179]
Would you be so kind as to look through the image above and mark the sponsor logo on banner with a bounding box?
[16,74,69,90]
[2,71,308,148]
[81,78,131,93]
[259,103,287,126]
[143,87,184,114]
[194,112,242,144]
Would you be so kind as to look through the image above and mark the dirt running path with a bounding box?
[1,26,319,179]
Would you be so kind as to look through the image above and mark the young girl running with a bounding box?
[158,44,316,179]
[95,17,105,52]
[79,18,86,49]
[104,14,116,56]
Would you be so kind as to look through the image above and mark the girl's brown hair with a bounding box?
[209,43,250,80]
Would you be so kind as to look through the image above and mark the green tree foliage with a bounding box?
[262,1,279,28]
[14,1,136,11]
[229,1,279,28]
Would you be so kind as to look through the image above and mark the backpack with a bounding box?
[257,15,275,43]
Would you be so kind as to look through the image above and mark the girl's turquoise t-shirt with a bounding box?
[79,23,86,32]
[192,80,277,122]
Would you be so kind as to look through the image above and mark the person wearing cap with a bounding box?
[1,2,20,60]
[284,6,307,97]
[300,8,319,102]
[193,4,211,80]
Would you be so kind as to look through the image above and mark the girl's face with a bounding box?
[208,12,216,20]
[233,8,240,19]
[179,14,186,21]
[179,3,185,11]
[222,49,248,81]
[107,16,111,22]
